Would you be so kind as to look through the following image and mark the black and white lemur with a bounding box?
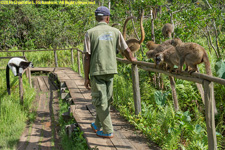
[6,57,33,95]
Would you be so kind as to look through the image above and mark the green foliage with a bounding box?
[154,91,169,106]
[0,4,96,49]
[58,98,88,150]
[215,59,225,79]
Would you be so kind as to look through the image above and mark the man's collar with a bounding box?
[97,22,108,25]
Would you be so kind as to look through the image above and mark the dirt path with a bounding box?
[17,76,61,150]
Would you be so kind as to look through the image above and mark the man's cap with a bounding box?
[95,6,110,16]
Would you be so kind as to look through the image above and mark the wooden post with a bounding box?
[131,64,141,115]
[23,51,25,57]
[169,76,179,111]
[19,73,23,105]
[150,9,155,42]
[28,68,32,88]
[82,53,85,75]
[26,68,29,78]
[196,83,205,104]
[54,50,58,67]
[203,80,217,150]
[77,51,81,76]
[71,49,74,65]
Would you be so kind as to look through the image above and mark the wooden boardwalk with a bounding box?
[19,67,160,150]
[17,75,61,150]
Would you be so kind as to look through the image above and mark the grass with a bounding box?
[0,69,36,150]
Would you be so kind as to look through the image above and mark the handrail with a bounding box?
[116,58,225,85]
[117,57,218,149]
[0,48,84,53]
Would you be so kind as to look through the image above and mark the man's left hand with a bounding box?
[84,79,91,90]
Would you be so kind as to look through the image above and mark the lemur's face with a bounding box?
[20,61,33,69]
[155,54,164,65]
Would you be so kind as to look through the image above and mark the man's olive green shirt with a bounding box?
[84,22,128,76]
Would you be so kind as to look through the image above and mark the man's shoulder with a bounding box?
[88,24,120,33]
[109,26,120,33]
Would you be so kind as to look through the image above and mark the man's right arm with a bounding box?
[84,53,91,90]
[123,48,137,62]
[117,32,137,62]
[83,32,91,90]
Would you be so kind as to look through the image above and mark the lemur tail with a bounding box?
[6,65,11,95]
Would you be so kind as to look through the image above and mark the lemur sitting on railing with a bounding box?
[6,57,33,95]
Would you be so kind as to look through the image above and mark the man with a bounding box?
[83,6,136,138]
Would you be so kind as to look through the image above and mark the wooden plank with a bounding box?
[110,108,160,150]
[37,77,48,92]
[26,93,46,150]
[66,73,92,100]
[51,91,61,149]
[67,73,81,80]
[56,73,71,81]
[42,76,50,90]
[110,129,136,150]
[39,91,52,150]
[65,80,77,89]
[17,125,30,150]
[203,80,217,150]
[30,67,55,72]
[71,106,116,150]
[17,77,40,150]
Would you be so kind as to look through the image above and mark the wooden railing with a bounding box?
[0,48,84,75]
[0,48,84,104]
[1,48,222,149]
[116,58,222,150]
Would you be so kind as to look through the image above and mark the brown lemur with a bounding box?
[123,10,145,55]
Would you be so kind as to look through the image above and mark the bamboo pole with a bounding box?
[131,64,141,115]
[54,50,58,67]
[77,51,81,76]
[203,80,217,150]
